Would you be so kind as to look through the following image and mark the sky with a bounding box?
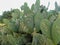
[0,0,60,15]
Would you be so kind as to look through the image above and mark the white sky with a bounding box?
[0,0,60,15]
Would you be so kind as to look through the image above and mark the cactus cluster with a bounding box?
[0,0,60,45]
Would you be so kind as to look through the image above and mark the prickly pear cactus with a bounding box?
[24,16,34,33]
[31,4,34,12]
[32,32,54,45]
[3,12,20,32]
[52,14,60,45]
[19,15,34,34]
[3,19,18,32]
[21,2,31,14]
[46,38,54,45]
[40,19,51,38]
[7,35,17,45]
[34,0,40,13]
[32,32,45,45]
[3,19,10,25]
[35,13,44,32]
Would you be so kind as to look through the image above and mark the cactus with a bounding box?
[31,4,34,12]
[34,13,44,32]
[24,16,34,33]
[3,19,17,32]
[52,14,60,45]
[34,0,40,13]
[32,32,54,45]
[21,2,31,15]
[40,19,51,38]
[3,9,20,32]
[1,0,60,45]
[55,1,60,12]
[32,32,44,45]
[20,15,34,33]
